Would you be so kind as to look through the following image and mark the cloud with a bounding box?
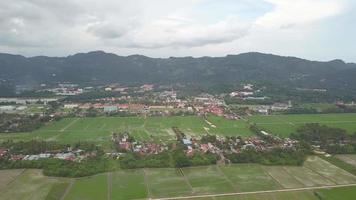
[256,0,345,28]
[0,0,353,62]
[120,16,250,48]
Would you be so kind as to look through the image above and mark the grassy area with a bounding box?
[248,113,356,137]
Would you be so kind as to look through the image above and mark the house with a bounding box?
[104,87,112,91]
[0,105,15,113]
[11,154,24,161]
[104,106,118,113]
[64,104,79,109]
[243,84,254,91]
[140,84,154,91]
[0,149,8,157]
[182,138,192,145]
[55,152,75,161]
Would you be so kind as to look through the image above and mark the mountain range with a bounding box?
[1,51,356,92]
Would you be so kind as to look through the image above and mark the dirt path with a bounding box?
[107,172,112,200]
[215,165,238,192]
[60,179,75,200]
[152,183,356,200]
[60,118,80,132]
[143,169,152,199]
[179,168,195,194]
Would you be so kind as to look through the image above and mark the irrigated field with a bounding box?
[0,170,68,200]
[316,185,356,200]
[0,116,253,147]
[336,154,356,167]
[2,156,356,200]
[248,113,356,137]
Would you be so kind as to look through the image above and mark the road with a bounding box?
[152,183,356,200]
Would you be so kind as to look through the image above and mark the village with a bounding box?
[0,146,98,162]
[111,125,299,163]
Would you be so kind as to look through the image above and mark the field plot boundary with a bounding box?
[60,179,74,200]
[255,120,356,125]
[60,118,80,132]
[152,183,356,200]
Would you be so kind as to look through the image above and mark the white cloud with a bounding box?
[256,0,345,28]
[0,0,353,61]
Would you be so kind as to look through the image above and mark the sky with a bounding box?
[0,0,355,62]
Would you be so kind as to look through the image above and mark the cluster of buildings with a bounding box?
[0,148,96,162]
[252,101,292,115]
[112,133,168,154]
[45,83,84,96]
[181,133,298,158]
[230,84,257,98]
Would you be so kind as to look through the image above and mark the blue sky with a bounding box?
[0,0,355,62]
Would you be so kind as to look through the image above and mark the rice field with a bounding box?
[1,156,356,200]
[248,113,356,137]
[0,116,253,148]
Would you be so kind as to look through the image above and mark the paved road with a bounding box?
[152,183,356,200]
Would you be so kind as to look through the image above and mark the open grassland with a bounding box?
[0,116,253,147]
[248,113,356,137]
[2,156,356,199]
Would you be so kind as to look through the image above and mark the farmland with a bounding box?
[248,113,356,137]
[0,116,253,147]
[1,156,356,200]
[1,113,356,146]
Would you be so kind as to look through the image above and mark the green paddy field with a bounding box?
[248,113,356,137]
[0,115,253,148]
[1,156,356,200]
[1,113,356,150]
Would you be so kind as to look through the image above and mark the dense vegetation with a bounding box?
[0,157,116,177]
[120,144,218,169]
[291,123,356,154]
[2,51,356,101]
[0,114,49,133]
[225,146,309,166]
